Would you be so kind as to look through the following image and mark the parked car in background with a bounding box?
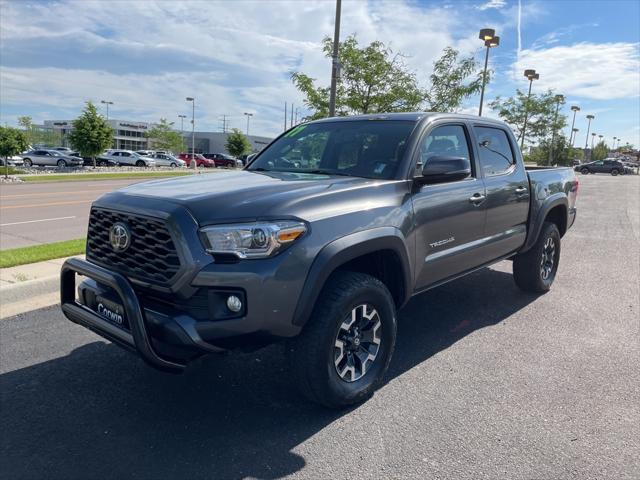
[82,156,119,167]
[52,147,80,156]
[1,155,25,166]
[135,150,155,157]
[574,158,625,176]
[178,153,215,168]
[21,149,84,168]
[99,150,156,167]
[151,153,186,168]
[202,153,242,168]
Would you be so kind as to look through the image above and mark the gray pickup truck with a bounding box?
[61,113,578,408]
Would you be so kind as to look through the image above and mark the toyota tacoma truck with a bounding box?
[61,113,578,408]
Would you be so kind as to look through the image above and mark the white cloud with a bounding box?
[477,0,507,11]
[514,42,640,100]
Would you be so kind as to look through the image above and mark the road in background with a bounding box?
[1,175,639,479]
[0,179,153,249]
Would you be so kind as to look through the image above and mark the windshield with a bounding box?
[247,120,416,179]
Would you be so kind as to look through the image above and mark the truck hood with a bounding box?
[110,170,393,224]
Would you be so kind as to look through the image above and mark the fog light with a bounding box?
[226,295,242,313]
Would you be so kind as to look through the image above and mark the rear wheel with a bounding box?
[135,160,145,167]
[23,158,33,167]
[611,169,619,176]
[98,160,108,167]
[287,271,397,408]
[580,168,589,175]
[57,159,67,168]
[513,221,561,293]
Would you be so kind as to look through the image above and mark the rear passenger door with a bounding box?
[412,123,488,289]
[472,125,530,260]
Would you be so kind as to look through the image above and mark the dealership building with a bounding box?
[43,119,273,154]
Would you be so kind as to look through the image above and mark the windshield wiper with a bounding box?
[308,169,352,177]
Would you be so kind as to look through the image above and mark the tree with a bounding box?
[528,134,581,166]
[145,118,184,153]
[67,101,114,167]
[424,47,485,112]
[17,115,58,146]
[225,129,252,157]
[0,126,29,178]
[489,89,566,148]
[292,36,424,119]
[591,141,608,161]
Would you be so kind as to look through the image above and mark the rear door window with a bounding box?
[475,126,516,177]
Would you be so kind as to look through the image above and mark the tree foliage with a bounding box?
[424,47,484,112]
[528,134,581,166]
[0,126,29,177]
[225,128,252,157]
[292,36,423,119]
[489,90,567,148]
[17,115,60,147]
[591,141,609,161]
[145,118,184,153]
[67,101,114,167]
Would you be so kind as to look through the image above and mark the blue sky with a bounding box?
[0,0,638,147]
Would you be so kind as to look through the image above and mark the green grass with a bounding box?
[2,166,25,175]
[0,239,86,268]
[18,171,194,183]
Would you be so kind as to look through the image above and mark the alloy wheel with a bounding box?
[540,237,556,281]
[334,304,382,382]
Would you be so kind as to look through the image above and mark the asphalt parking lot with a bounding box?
[1,174,638,480]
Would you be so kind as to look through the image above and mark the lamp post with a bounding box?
[591,132,597,149]
[572,128,579,147]
[478,29,499,116]
[186,97,196,170]
[178,114,187,152]
[548,94,564,165]
[101,100,114,120]
[520,69,539,151]
[584,114,594,150]
[243,112,253,136]
[569,105,580,144]
[328,0,342,117]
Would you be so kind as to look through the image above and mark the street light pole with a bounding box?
[569,105,580,145]
[186,97,196,170]
[520,69,539,151]
[584,114,594,150]
[591,132,597,149]
[328,0,342,117]
[101,100,114,120]
[478,29,499,116]
[244,112,253,136]
[548,94,563,165]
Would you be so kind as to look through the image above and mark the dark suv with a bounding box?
[61,113,578,408]
[575,159,625,176]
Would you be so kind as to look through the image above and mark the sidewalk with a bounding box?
[0,256,82,318]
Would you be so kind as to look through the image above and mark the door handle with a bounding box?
[515,186,528,195]
[469,193,486,204]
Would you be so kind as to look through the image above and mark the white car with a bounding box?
[151,153,185,168]
[98,150,156,167]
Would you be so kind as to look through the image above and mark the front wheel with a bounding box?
[611,169,619,176]
[57,159,67,168]
[287,271,397,408]
[23,158,33,167]
[513,221,561,293]
[170,162,177,168]
[580,168,589,175]
[135,160,145,167]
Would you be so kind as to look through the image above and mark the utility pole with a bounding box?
[219,114,229,133]
[101,100,114,120]
[328,0,342,117]
[178,114,186,152]
[584,114,595,150]
[244,112,253,136]
[520,69,539,151]
[186,97,196,170]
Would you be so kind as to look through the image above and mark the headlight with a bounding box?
[200,221,307,259]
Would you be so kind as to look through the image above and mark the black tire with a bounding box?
[98,160,108,167]
[170,162,177,168]
[611,169,619,176]
[580,168,589,175]
[513,221,561,293]
[23,158,32,167]
[57,159,67,168]
[135,160,145,167]
[287,271,397,408]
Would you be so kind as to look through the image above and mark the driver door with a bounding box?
[411,123,487,290]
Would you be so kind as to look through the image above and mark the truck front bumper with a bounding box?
[61,257,228,372]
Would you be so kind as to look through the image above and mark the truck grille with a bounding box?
[87,208,181,285]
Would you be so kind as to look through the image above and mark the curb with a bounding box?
[0,275,59,318]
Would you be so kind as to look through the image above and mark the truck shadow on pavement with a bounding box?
[1,266,538,480]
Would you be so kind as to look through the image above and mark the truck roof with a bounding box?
[310,112,508,127]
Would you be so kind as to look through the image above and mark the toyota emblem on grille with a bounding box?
[109,222,131,252]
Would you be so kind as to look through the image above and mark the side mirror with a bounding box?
[420,156,471,184]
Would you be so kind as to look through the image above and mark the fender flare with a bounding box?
[521,193,568,253]
[292,227,413,326]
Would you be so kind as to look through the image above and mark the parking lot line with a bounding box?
[0,216,77,227]
[0,200,91,210]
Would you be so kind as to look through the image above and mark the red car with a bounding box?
[178,153,216,168]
